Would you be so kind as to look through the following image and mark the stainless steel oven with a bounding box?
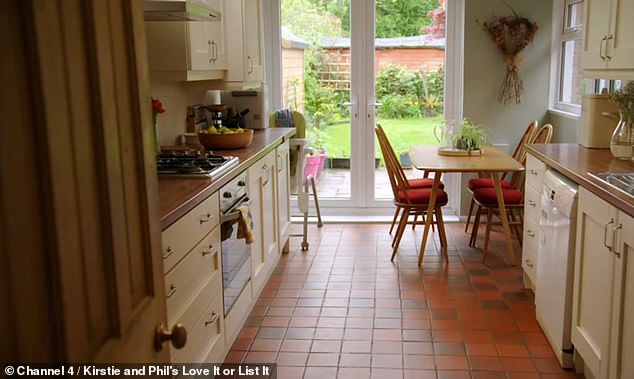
[219,172,251,315]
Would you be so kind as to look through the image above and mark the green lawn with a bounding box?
[310,116,442,158]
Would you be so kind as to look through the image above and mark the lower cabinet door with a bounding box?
[609,210,634,379]
[572,188,616,379]
[171,284,224,363]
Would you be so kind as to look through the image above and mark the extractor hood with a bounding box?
[144,1,221,22]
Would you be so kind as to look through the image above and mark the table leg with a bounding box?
[491,173,516,264]
[418,173,442,266]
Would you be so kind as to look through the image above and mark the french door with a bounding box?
[276,0,463,216]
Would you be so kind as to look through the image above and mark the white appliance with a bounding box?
[535,169,578,368]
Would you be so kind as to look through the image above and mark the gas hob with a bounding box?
[156,152,239,179]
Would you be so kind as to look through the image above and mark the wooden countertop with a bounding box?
[526,143,634,217]
[158,128,296,229]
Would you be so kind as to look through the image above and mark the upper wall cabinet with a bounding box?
[145,0,227,81]
[582,0,634,78]
[225,0,263,86]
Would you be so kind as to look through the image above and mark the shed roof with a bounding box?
[281,26,310,49]
[319,34,445,49]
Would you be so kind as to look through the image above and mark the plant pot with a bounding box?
[329,157,350,169]
[326,157,379,169]
[399,152,412,167]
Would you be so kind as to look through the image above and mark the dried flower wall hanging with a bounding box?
[479,3,538,105]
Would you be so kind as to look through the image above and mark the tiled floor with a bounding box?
[224,222,584,379]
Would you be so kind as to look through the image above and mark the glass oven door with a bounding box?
[220,196,252,315]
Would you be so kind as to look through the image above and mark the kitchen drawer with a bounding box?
[523,184,541,222]
[165,226,222,325]
[522,215,539,285]
[171,290,225,363]
[162,192,219,273]
[525,154,546,191]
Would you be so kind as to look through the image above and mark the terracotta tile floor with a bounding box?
[223,222,585,379]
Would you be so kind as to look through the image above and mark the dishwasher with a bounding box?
[535,169,578,369]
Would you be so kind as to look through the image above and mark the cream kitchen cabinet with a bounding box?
[224,0,263,85]
[522,153,547,290]
[277,140,291,253]
[145,0,227,81]
[161,192,225,362]
[572,187,634,379]
[582,0,634,77]
[247,149,278,296]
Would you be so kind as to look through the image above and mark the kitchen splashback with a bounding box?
[220,90,267,129]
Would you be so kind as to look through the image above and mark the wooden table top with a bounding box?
[409,145,524,173]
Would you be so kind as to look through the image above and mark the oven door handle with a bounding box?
[221,198,251,224]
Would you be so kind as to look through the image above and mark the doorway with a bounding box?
[275,0,462,217]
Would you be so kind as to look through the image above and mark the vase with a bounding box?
[153,118,161,155]
[609,110,634,160]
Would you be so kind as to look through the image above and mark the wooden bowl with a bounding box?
[197,129,253,150]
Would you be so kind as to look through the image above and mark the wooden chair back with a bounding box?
[501,120,537,181]
[531,123,553,144]
[375,125,413,201]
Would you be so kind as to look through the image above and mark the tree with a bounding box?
[375,0,437,37]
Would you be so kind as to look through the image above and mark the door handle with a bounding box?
[342,101,358,119]
[154,323,187,351]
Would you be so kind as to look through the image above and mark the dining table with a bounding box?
[408,145,524,266]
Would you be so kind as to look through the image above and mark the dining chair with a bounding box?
[469,123,553,263]
[375,124,449,262]
[464,120,538,233]
[375,128,445,235]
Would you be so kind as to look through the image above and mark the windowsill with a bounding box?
[548,108,581,120]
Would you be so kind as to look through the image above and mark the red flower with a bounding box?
[151,97,166,114]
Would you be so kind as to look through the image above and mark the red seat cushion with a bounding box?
[473,187,523,206]
[397,188,448,205]
[408,178,445,189]
[467,178,512,190]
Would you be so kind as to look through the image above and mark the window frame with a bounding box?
[549,0,584,116]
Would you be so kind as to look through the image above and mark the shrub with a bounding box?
[376,65,445,118]
[377,94,422,119]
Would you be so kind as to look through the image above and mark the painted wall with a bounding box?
[461,0,553,214]
[546,111,580,143]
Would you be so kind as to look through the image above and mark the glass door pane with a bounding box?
[373,0,446,201]
[280,0,352,202]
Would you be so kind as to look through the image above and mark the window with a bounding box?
[550,0,584,114]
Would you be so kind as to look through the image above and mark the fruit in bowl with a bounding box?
[198,127,253,150]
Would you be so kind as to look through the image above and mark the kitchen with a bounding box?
[1,0,633,378]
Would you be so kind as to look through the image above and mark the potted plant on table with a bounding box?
[456,119,487,152]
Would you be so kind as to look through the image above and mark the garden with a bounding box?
[305,63,445,165]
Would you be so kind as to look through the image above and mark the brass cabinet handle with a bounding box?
[527,230,535,238]
[524,259,534,268]
[530,169,538,176]
[202,244,215,256]
[204,312,219,327]
[154,323,187,351]
[200,213,212,224]
[166,284,177,298]
[528,200,536,207]
[163,246,174,259]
